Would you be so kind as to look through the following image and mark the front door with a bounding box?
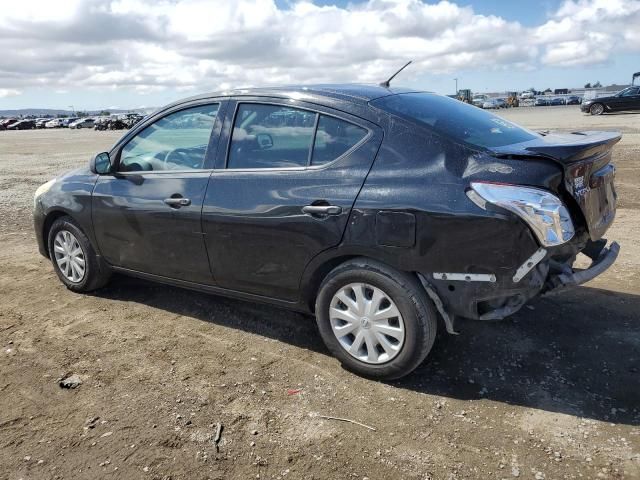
[629,87,640,110]
[609,87,640,111]
[202,100,383,301]
[92,102,223,284]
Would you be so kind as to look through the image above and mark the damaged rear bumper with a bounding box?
[545,241,620,291]
[421,238,620,326]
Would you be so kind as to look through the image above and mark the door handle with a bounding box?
[302,205,342,215]
[164,197,191,207]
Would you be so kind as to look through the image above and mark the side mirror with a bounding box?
[90,152,112,174]
[256,133,274,150]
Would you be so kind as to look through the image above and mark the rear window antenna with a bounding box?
[379,61,412,88]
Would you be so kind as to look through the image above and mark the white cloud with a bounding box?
[536,0,640,66]
[0,89,21,98]
[0,0,638,94]
[541,32,615,66]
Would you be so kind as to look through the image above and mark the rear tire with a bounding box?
[315,258,437,380]
[48,216,111,292]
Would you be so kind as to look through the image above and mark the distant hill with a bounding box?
[0,107,153,118]
[0,108,70,117]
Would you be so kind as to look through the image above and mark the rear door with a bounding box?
[202,99,383,301]
[92,101,225,284]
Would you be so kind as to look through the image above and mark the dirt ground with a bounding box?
[0,106,638,480]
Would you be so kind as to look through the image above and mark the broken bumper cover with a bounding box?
[423,239,620,324]
[545,241,620,291]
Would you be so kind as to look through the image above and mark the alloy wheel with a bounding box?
[329,283,405,364]
[590,103,604,115]
[53,230,86,283]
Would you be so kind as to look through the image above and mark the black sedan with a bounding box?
[7,119,36,130]
[581,86,640,115]
[33,85,620,379]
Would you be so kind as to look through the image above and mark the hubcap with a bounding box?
[329,283,405,364]
[53,230,86,283]
[591,104,603,115]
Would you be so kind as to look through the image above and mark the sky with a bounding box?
[0,0,639,110]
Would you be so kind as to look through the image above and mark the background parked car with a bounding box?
[549,97,565,106]
[565,96,581,105]
[472,94,488,107]
[35,118,48,128]
[0,119,17,130]
[6,120,36,130]
[45,119,63,128]
[495,98,507,108]
[93,117,109,130]
[110,118,129,130]
[535,97,549,106]
[124,113,144,128]
[581,86,640,115]
[95,116,127,130]
[61,117,79,128]
[69,118,95,129]
[482,98,507,109]
[482,98,499,109]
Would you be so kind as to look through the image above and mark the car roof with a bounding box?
[168,84,421,109]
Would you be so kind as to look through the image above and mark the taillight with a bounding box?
[467,182,575,247]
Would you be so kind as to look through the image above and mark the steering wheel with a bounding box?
[162,148,193,170]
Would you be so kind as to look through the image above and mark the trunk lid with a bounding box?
[491,131,621,240]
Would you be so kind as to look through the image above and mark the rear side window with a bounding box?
[372,93,538,149]
[227,104,368,169]
[311,116,367,166]
[228,104,316,169]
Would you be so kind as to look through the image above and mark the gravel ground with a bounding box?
[0,106,639,480]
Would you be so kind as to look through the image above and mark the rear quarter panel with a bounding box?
[340,114,564,277]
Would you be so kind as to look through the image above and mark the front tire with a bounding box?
[315,258,437,380]
[48,216,111,292]
[590,103,604,115]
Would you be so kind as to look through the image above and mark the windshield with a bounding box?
[372,92,539,149]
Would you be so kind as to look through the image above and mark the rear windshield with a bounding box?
[371,93,538,149]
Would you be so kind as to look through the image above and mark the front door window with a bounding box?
[119,104,219,172]
[620,87,639,97]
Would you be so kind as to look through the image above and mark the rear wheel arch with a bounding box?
[319,256,428,300]
[302,253,428,312]
[301,254,359,312]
